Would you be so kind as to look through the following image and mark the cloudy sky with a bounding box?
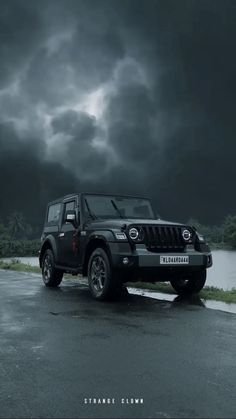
[0,0,236,227]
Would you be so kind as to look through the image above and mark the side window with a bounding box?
[64,200,75,222]
[47,203,61,223]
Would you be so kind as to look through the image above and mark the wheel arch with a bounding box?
[82,237,112,277]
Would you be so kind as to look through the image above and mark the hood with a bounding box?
[85,218,185,230]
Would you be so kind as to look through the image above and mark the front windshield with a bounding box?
[83,194,155,220]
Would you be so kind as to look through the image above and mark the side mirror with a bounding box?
[65,210,76,224]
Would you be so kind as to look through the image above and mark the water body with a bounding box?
[1,250,236,290]
[207,250,236,290]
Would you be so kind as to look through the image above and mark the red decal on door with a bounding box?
[72,231,78,254]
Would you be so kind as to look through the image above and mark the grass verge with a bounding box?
[1,260,236,304]
[0,259,41,273]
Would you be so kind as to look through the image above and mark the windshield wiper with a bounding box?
[111,199,124,219]
[84,198,97,220]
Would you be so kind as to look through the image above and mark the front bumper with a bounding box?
[135,248,212,268]
[109,242,213,270]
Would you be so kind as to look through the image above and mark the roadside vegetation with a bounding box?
[0,240,41,257]
[0,260,41,273]
[1,260,236,304]
[1,211,236,257]
[187,216,236,249]
[0,212,40,257]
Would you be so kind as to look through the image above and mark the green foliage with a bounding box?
[222,215,236,249]
[0,260,41,273]
[0,221,10,240]
[0,212,37,241]
[187,215,236,249]
[7,212,33,240]
[0,212,40,256]
[1,210,236,257]
[187,218,226,247]
[0,240,40,257]
[200,286,236,304]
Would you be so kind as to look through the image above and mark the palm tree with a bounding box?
[7,212,32,242]
[0,219,10,240]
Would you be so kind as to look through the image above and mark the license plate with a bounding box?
[160,255,189,265]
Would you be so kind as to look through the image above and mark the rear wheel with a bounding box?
[88,247,121,300]
[170,269,206,295]
[42,249,63,287]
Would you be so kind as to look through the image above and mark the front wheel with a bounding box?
[170,269,206,295]
[87,247,121,300]
[42,249,63,287]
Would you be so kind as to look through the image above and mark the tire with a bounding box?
[170,269,206,295]
[42,249,63,287]
[87,247,121,300]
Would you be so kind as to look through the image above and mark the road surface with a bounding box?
[0,270,235,418]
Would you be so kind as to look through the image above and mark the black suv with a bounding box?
[39,193,212,300]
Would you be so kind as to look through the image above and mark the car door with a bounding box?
[58,199,79,267]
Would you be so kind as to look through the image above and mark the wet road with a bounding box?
[0,270,236,419]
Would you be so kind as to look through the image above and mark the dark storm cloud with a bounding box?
[0,122,80,227]
[104,58,161,189]
[22,0,125,106]
[1,0,236,226]
[50,109,110,179]
[108,0,236,223]
[51,110,96,138]
[0,0,43,88]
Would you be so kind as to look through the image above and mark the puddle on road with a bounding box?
[53,277,236,315]
[1,269,235,315]
[128,288,236,315]
[80,278,236,315]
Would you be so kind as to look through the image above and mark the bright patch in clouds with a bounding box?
[77,87,106,119]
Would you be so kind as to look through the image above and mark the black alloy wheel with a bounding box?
[88,247,121,300]
[42,249,63,287]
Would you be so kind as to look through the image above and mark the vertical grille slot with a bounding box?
[143,225,186,252]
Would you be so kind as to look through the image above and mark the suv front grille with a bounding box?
[142,225,188,252]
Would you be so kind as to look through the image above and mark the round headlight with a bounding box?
[129,227,139,240]
[182,229,192,241]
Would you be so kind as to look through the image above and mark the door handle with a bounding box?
[58,232,65,238]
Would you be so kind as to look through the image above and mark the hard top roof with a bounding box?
[47,192,151,206]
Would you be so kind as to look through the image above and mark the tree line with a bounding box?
[188,215,236,248]
[0,212,40,257]
[1,211,236,257]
